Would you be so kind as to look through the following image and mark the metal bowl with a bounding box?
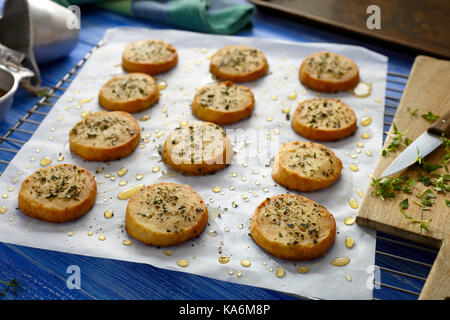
[0,66,17,122]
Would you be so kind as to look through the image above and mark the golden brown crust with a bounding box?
[250,193,336,261]
[98,73,159,113]
[125,183,208,246]
[210,45,269,82]
[69,111,141,162]
[292,98,357,141]
[162,121,233,175]
[192,81,255,125]
[18,164,97,223]
[272,141,342,192]
[299,52,359,92]
[122,40,178,75]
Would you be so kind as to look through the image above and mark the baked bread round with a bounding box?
[250,193,336,261]
[69,111,141,161]
[210,45,269,82]
[272,141,342,192]
[98,73,159,113]
[18,164,97,223]
[162,121,233,175]
[192,81,255,125]
[126,182,208,246]
[292,98,357,141]
[299,52,359,92]
[122,40,178,75]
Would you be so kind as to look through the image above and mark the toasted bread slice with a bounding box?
[126,183,208,246]
[162,121,233,175]
[18,164,97,223]
[272,141,342,192]
[250,193,336,261]
[210,45,268,82]
[69,111,141,161]
[192,81,255,125]
[299,52,359,92]
[292,98,357,141]
[99,73,159,113]
[122,40,178,75]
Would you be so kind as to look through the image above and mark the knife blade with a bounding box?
[380,109,450,178]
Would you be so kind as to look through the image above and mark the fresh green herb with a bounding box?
[371,175,415,200]
[407,107,418,116]
[445,199,450,207]
[400,208,431,232]
[430,174,450,193]
[416,189,436,210]
[0,279,19,296]
[399,198,409,210]
[421,112,439,123]
[382,123,411,156]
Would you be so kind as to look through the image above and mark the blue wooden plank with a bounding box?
[0,2,431,300]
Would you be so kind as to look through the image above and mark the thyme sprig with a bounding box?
[382,123,411,156]
[371,175,415,200]
[0,279,19,296]
[421,112,439,123]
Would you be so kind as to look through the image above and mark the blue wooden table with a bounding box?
[0,2,437,300]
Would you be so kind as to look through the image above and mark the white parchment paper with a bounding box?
[0,28,387,300]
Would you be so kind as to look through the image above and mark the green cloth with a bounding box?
[53,0,254,35]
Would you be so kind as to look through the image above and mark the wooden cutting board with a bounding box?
[356,55,450,300]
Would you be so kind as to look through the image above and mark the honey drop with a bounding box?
[177,259,189,267]
[345,237,355,248]
[40,157,52,167]
[123,240,133,246]
[349,198,359,209]
[287,92,297,100]
[104,210,114,218]
[158,81,167,90]
[219,256,230,264]
[117,184,144,200]
[331,257,350,267]
[344,216,356,225]
[360,117,372,126]
[117,168,128,176]
[241,259,251,267]
[297,266,309,274]
[275,267,285,278]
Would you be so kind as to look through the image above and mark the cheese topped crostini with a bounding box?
[272,141,342,192]
[18,164,97,223]
[126,183,208,247]
[250,193,336,261]
[69,111,141,161]
[192,81,255,125]
[99,73,159,113]
[292,98,357,141]
[210,45,269,82]
[299,52,359,92]
[122,40,178,75]
[162,121,233,175]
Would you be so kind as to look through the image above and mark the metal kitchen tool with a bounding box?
[381,110,450,177]
[0,0,80,90]
[0,43,34,122]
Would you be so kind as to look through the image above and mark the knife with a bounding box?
[381,109,450,177]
